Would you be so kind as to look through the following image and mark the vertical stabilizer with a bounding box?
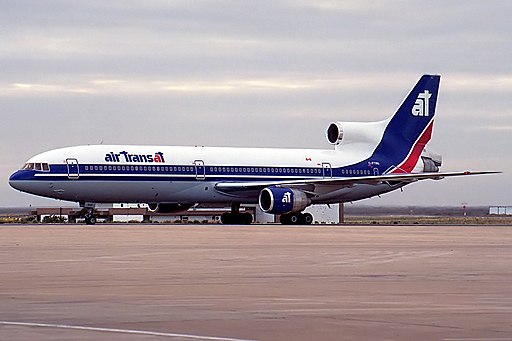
[370,74,441,174]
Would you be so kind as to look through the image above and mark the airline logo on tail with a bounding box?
[412,90,432,117]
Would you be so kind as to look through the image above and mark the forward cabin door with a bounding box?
[194,160,205,180]
[66,158,79,179]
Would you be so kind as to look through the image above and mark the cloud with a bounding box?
[485,125,512,132]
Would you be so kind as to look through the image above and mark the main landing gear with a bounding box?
[221,203,253,225]
[280,212,313,225]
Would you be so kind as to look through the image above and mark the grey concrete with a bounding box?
[1,224,512,340]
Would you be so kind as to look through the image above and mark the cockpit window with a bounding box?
[22,162,50,171]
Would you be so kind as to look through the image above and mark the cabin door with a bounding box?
[66,158,79,179]
[194,160,205,180]
[322,162,332,178]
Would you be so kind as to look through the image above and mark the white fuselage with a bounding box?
[9,144,402,205]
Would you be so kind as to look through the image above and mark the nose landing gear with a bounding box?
[80,202,97,225]
[84,213,97,225]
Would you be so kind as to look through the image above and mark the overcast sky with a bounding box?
[1,0,510,208]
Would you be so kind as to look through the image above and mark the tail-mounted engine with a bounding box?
[258,187,310,214]
[326,120,388,149]
[413,149,442,173]
[326,122,344,145]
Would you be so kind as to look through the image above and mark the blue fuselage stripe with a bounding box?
[11,162,377,182]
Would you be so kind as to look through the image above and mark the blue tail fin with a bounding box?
[370,74,441,173]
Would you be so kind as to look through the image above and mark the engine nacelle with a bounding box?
[259,187,310,214]
[326,120,386,150]
[412,150,443,173]
[326,122,344,145]
[147,203,192,214]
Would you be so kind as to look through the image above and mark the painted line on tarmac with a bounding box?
[0,321,258,341]
[445,339,512,341]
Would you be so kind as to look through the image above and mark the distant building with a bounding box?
[98,203,145,222]
[489,206,512,215]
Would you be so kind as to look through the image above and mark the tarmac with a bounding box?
[1,224,512,341]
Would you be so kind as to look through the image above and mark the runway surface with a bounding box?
[1,224,512,341]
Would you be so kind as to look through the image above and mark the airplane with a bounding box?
[9,74,498,225]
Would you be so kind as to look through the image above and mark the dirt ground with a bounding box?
[1,224,512,341]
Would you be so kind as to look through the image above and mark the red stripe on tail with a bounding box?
[392,121,434,174]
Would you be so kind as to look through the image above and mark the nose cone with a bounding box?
[9,170,28,191]
[9,171,20,190]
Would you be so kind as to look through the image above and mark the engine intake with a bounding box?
[326,122,344,145]
[147,203,192,214]
[259,187,310,214]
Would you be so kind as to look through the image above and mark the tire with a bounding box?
[289,214,300,224]
[243,213,253,225]
[221,212,232,224]
[85,215,96,225]
[302,213,313,225]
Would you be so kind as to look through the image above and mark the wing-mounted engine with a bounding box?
[147,203,192,214]
[258,187,310,214]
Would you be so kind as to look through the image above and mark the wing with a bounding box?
[214,171,500,193]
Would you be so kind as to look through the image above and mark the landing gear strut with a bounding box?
[220,203,253,225]
[280,212,313,225]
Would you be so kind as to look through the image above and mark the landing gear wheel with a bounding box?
[242,212,253,225]
[221,212,253,225]
[220,203,253,225]
[289,214,300,224]
[221,212,232,224]
[280,212,314,225]
[302,213,313,225]
[279,214,290,225]
[85,215,97,225]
